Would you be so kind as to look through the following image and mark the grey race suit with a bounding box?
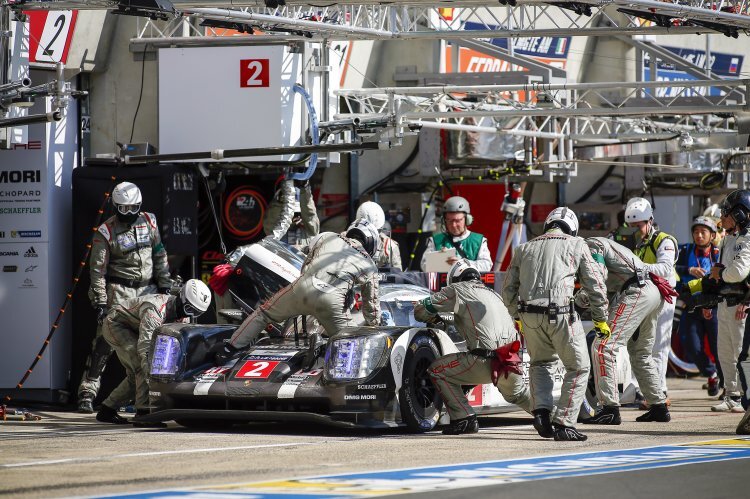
[229,232,380,348]
[376,233,402,270]
[583,238,666,407]
[79,212,171,399]
[101,294,182,411]
[414,281,532,421]
[716,231,750,397]
[263,181,320,247]
[502,228,609,428]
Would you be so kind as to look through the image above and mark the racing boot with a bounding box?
[581,405,621,425]
[442,415,479,435]
[706,373,720,397]
[132,409,168,428]
[95,404,129,424]
[213,341,240,366]
[532,409,554,438]
[736,408,750,435]
[552,424,588,442]
[77,393,94,414]
[635,403,671,422]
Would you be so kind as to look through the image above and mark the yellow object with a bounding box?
[515,320,523,334]
[594,321,611,340]
[688,279,703,294]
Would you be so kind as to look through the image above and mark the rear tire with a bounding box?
[399,334,443,432]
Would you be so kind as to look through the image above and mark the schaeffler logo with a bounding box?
[24,246,38,258]
[0,170,41,183]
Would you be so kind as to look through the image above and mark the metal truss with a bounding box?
[16,1,750,39]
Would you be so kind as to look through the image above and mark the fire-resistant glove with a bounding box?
[514,320,523,335]
[593,321,611,340]
[95,305,108,326]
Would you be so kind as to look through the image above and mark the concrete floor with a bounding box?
[0,376,747,499]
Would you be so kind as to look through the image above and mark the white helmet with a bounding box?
[691,216,718,233]
[624,197,653,224]
[112,182,142,216]
[443,196,473,225]
[346,218,380,257]
[180,279,212,317]
[356,201,385,230]
[447,259,480,285]
[544,207,579,236]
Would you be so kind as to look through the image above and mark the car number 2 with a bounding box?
[236,360,280,379]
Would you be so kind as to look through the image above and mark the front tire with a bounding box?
[399,334,443,432]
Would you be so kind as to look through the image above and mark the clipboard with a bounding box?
[424,248,457,272]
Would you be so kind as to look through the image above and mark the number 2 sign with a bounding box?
[240,59,270,88]
[27,11,78,65]
[235,360,279,379]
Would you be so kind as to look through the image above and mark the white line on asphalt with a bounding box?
[1,442,318,468]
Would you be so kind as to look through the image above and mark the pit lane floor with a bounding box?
[0,377,747,499]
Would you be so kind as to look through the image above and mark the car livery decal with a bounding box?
[235,360,281,379]
[277,369,321,399]
[193,367,230,396]
[102,438,750,498]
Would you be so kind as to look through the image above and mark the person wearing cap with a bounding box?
[676,216,722,397]
[264,178,320,249]
[503,207,609,442]
[624,197,679,405]
[216,219,382,359]
[420,196,492,272]
[356,201,402,270]
[78,181,172,414]
[414,259,531,435]
[96,279,211,426]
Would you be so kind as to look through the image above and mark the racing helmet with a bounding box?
[179,279,212,317]
[720,190,750,229]
[112,182,142,223]
[543,207,579,236]
[443,196,473,225]
[624,197,653,224]
[346,218,379,257]
[355,201,386,230]
[691,216,718,234]
[447,259,481,285]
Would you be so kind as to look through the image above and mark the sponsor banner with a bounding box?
[0,146,47,243]
[105,438,750,498]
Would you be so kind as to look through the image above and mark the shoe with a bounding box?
[132,410,168,428]
[442,415,479,435]
[634,390,648,410]
[96,405,130,424]
[532,409,554,438]
[581,405,621,425]
[77,394,94,414]
[636,403,671,422]
[712,396,745,413]
[718,388,726,400]
[736,409,750,435]
[552,424,587,441]
[707,374,720,397]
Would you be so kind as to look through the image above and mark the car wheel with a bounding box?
[174,419,235,429]
[399,334,443,432]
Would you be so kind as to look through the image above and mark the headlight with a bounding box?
[325,334,389,381]
[150,334,182,376]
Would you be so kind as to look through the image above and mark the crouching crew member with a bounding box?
[97,279,211,426]
[414,259,532,435]
[578,237,673,425]
[503,207,609,442]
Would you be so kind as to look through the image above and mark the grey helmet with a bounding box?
[443,196,473,225]
[691,216,718,234]
[346,218,380,257]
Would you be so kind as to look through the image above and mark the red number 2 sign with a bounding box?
[235,360,279,379]
[240,59,270,88]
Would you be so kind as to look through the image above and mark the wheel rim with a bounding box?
[413,356,437,411]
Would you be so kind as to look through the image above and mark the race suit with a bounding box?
[581,237,666,408]
[376,232,402,270]
[229,232,380,348]
[634,229,678,394]
[101,294,183,411]
[414,280,531,421]
[263,180,320,248]
[716,231,750,398]
[420,231,493,272]
[502,227,609,428]
[80,212,171,400]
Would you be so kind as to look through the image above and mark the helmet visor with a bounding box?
[117,203,141,216]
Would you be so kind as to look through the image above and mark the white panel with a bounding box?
[158,45,303,162]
